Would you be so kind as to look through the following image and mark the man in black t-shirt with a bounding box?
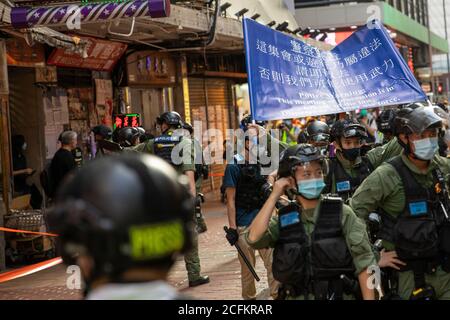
[49,131,77,197]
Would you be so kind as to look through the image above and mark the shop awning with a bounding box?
[25,27,88,57]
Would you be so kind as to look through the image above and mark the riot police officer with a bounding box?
[183,121,208,234]
[325,119,373,201]
[246,144,376,300]
[376,108,397,144]
[116,127,141,148]
[134,111,210,287]
[300,120,330,156]
[223,118,279,300]
[92,125,113,158]
[48,154,194,299]
[351,102,450,300]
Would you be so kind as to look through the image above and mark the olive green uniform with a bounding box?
[327,152,369,196]
[350,153,450,299]
[366,137,403,170]
[193,138,207,231]
[245,198,376,299]
[326,138,403,198]
[134,131,202,282]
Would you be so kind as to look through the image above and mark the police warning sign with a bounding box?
[243,19,427,121]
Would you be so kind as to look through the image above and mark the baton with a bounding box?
[224,226,260,282]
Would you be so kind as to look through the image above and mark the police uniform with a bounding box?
[246,196,376,300]
[193,137,208,232]
[349,102,450,300]
[326,120,373,202]
[365,137,403,170]
[135,129,205,284]
[326,123,404,200]
[223,159,279,300]
[325,152,373,201]
[350,152,450,299]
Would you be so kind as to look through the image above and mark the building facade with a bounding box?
[294,0,449,98]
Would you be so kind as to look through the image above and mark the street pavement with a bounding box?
[0,192,272,300]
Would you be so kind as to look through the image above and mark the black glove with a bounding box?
[225,228,239,246]
[195,195,201,207]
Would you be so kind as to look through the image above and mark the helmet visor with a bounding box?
[309,133,330,143]
[343,124,367,139]
[403,107,443,134]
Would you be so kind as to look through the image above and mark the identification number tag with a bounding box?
[336,180,351,192]
[409,201,428,216]
[280,211,300,228]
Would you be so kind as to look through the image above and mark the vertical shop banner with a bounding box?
[243,19,427,120]
[95,79,113,127]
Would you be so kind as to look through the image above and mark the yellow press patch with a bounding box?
[129,220,184,260]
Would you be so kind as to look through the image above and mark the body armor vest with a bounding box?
[153,132,182,166]
[378,156,450,271]
[272,197,355,299]
[327,157,373,201]
[234,162,266,211]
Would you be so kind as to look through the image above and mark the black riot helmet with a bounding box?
[330,119,368,143]
[304,120,330,145]
[394,102,442,136]
[92,125,112,141]
[278,144,324,178]
[376,109,397,134]
[240,115,267,132]
[117,127,140,147]
[47,154,194,292]
[156,111,182,128]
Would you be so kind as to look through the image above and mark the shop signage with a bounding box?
[47,36,127,72]
[113,113,141,130]
[6,37,45,68]
[126,51,176,87]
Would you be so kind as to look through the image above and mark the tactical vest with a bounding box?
[272,197,356,299]
[234,162,266,212]
[327,157,373,201]
[153,132,182,166]
[378,156,450,275]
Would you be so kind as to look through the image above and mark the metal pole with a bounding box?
[0,39,10,271]
[427,3,436,98]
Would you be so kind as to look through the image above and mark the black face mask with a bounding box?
[342,147,360,161]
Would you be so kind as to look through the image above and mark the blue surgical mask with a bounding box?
[297,178,326,199]
[413,137,439,160]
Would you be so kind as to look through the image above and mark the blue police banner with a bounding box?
[243,19,427,121]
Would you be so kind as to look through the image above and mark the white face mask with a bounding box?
[412,137,439,160]
[22,143,27,151]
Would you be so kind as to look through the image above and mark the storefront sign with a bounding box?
[127,51,176,87]
[47,36,127,72]
[113,113,141,130]
[243,19,426,120]
[6,38,45,68]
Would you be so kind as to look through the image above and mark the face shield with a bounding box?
[342,124,367,139]
[291,160,327,199]
[309,133,330,144]
[402,107,443,135]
